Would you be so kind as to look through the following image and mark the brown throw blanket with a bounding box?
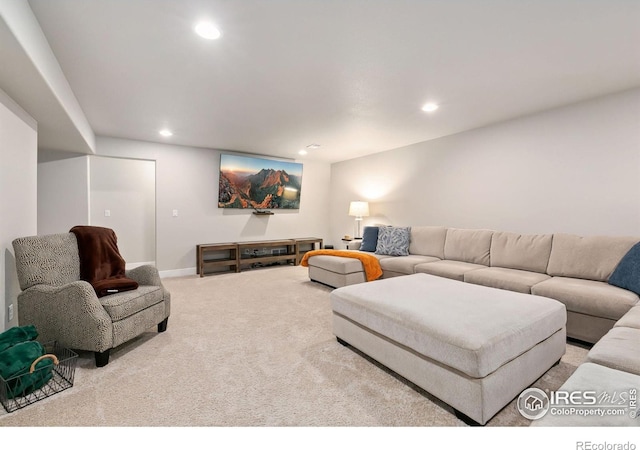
[70,226,138,297]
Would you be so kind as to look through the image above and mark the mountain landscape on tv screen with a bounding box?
[218,168,302,209]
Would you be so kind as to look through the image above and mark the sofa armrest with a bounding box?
[126,265,171,319]
[126,265,162,287]
[17,281,113,352]
[347,240,362,251]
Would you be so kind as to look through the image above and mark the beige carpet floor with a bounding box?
[0,265,589,427]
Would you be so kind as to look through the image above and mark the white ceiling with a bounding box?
[25,0,640,163]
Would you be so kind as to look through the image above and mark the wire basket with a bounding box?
[0,341,78,413]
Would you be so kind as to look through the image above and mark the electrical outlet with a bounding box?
[8,304,14,321]
[104,209,111,217]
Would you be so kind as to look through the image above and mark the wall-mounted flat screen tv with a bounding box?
[218,154,303,209]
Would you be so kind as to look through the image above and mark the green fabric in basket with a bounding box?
[0,341,54,399]
[0,325,38,353]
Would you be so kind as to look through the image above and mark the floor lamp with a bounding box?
[348,201,370,239]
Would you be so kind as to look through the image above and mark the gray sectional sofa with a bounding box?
[533,303,640,426]
[307,225,640,425]
[344,226,639,344]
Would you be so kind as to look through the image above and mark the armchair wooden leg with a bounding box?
[158,318,168,333]
[95,350,110,367]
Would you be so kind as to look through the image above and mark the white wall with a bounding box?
[96,137,332,275]
[330,88,640,244]
[38,155,89,234]
[0,0,94,153]
[0,88,37,331]
[38,155,156,266]
[89,156,155,266]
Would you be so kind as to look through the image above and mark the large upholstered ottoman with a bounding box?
[307,255,367,288]
[331,273,567,425]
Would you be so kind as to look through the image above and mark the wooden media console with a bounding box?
[197,237,323,277]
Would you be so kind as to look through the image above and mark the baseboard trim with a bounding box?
[159,267,197,278]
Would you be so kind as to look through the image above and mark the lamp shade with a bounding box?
[348,201,370,217]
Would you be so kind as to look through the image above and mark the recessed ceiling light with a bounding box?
[421,102,439,112]
[194,21,221,40]
[159,129,173,137]
[298,149,308,156]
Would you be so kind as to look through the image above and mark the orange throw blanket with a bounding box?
[300,250,383,282]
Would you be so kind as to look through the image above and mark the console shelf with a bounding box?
[238,239,297,270]
[197,243,239,276]
[197,237,322,277]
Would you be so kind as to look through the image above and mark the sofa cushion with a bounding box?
[608,242,640,295]
[375,226,411,256]
[306,254,365,274]
[359,226,379,252]
[531,276,638,321]
[380,255,441,276]
[443,228,493,265]
[546,233,638,282]
[586,327,640,376]
[99,285,165,321]
[531,363,640,427]
[409,226,447,259]
[464,267,551,294]
[365,252,393,261]
[414,260,486,282]
[490,231,552,273]
[614,305,640,329]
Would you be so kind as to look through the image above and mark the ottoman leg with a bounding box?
[158,317,169,332]
[454,409,482,427]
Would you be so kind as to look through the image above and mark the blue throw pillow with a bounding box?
[608,242,640,295]
[375,226,411,256]
[360,226,379,252]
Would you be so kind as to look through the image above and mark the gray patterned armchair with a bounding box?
[12,232,170,367]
